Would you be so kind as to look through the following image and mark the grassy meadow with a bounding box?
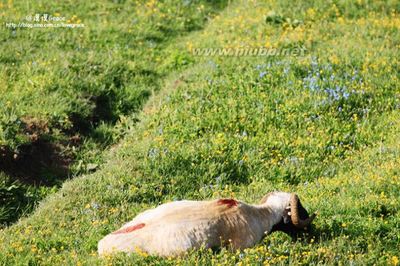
[1,0,400,265]
[0,0,226,224]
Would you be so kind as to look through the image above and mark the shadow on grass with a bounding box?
[0,139,71,187]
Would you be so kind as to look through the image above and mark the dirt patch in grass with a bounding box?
[0,140,72,186]
[0,118,74,186]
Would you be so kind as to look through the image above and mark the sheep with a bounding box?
[98,192,316,257]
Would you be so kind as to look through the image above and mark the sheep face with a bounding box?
[270,196,314,236]
[260,192,315,236]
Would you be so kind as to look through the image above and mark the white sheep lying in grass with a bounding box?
[98,192,316,257]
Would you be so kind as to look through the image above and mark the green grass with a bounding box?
[1,0,400,265]
[0,0,227,224]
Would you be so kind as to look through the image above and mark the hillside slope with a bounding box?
[0,0,227,225]
[1,0,399,265]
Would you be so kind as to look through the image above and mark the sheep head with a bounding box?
[263,192,316,235]
[289,194,316,229]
